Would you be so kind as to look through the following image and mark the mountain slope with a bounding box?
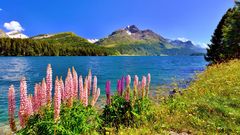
[96,25,205,56]
[0,30,8,38]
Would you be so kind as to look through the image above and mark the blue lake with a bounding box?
[0,56,207,125]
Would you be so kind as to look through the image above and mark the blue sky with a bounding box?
[0,0,234,46]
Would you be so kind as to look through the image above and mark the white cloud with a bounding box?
[177,37,190,42]
[0,8,2,11]
[4,21,24,32]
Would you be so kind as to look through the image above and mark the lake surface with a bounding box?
[0,56,207,125]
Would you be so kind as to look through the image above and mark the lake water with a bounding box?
[0,56,207,125]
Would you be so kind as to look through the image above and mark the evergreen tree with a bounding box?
[205,9,233,63]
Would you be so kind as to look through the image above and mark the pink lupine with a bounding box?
[27,95,33,116]
[72,67,78,99]
[46,64,52,106]
[33,84,40,112]
[141,76,147,97]
[18,77,28,128]
[126,75,131,86]
[92,76,97,98]
[8,85,17,132]
[83,77,89,106]
[54,77,61,122]
[133,75,139,98]
[87,69,92,96]
[105,81,111,105]
[117,80,122,96]
[65,68,73,107]
[59,77,65,102]
[138,81,142,97]
[79,75,84,102]
[146,73,151,96]
[91,88,100,106]
[41,79,47,106]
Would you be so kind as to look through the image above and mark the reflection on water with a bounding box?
[0,56,207,125]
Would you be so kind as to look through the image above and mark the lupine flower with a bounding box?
[65,68,73,107]
[18,77,28,128]
[141,76,147,97]
[33,84,40,112]
[83,77,89,106]
[27,95,33,116]
[59,77,65,102]
[41,79,47,106]
[92,76,97,98]
[117,80,122,96]
[138,81,142,97]
[91,88,100,106]
[79,75,84,102]
[133,75,139,98]
[8,85,17,132]
[88,69,92,96]
[105,81,111,105]
[54,77,61,122]
[46,64,52,106]
[121,76,125,94]
[146,73,151,96]
[72,67,78,99]
[126,75,131,86]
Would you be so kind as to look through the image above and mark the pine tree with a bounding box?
[205,9,233,63]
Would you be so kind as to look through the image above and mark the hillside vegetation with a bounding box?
[0,33,118,56]
[119,60,240,134]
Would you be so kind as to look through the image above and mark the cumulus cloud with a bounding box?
[4,21,24,32]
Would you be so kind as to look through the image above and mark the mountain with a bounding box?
[169,39,207,54]
[6,31,28,39]
[96,25,205,56]
[0,29,8,38]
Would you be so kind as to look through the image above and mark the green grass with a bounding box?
[119,60,240,134]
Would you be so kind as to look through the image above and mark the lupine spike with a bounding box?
[33,84,40,112]
[88,69,92,96]
[27,95,33,116]
[117,80,122,96]
[146,73,151,96]
[59,77,65,102]
[18,77,28,128]
[133,75,139,98]
[41,79,47,106]
[8,85,17,132]
[92,76,97,98]
[141,76,147,97]
[46,64,52,106]
[91,88,100,106]
[72,67,78,99]
[121,76,125,95]
[83,77,89,106]
[79,75,84,102]
[105,81,111,105]
[66,68,73,107]
[54,77,61,122]
[126,75,131,86]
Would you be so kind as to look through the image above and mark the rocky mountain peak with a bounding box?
[125,25,140,33]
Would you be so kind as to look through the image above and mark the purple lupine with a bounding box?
[117,80,122,96]
[8,85,17,132]
[18,77,28,128]
[79,75,84,102]
[46,64,52,106]
[105,81,111,105]
[54,77,61,122]
[87,69,92,96]
[72,67,78,99]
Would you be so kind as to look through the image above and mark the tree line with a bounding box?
[0,38,117,56]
